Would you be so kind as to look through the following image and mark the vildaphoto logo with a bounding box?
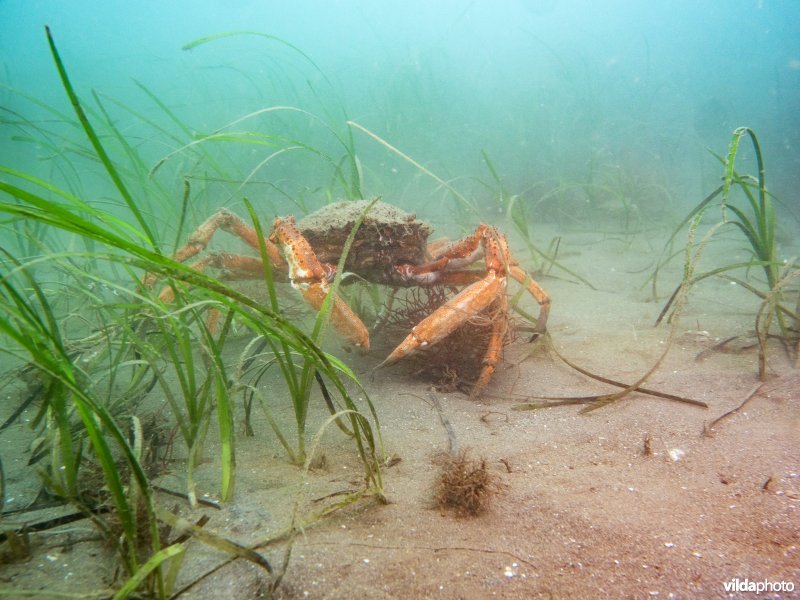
[723,578,795,595]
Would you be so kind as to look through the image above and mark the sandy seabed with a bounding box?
[1,226,798,599]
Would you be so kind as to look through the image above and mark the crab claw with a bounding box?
[271,216,370,351]
[294,280,370,351]
[375,272,504,370]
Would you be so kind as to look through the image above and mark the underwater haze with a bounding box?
[1,0,799,226]
[2,2,800,597]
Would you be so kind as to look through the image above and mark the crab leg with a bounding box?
[428,225,486,264]
[470,292,509,401]
[155,253,279,303]
[289,280,370,351]
[143,208,285,290]
[395,225,487,285]
[181,208,284,266]
[508,265,550,336]
[271,216,370,350]
[424,270,483,286]
[376,272,504,369]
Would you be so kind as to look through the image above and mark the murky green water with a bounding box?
[1,2,798,596]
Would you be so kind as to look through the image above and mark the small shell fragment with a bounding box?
[668,448,686,462]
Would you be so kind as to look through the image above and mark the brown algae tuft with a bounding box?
[432,449,499,517]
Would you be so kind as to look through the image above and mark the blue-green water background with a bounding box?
[1,0,799,234]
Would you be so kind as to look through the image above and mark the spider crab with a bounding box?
[151,200,550,398]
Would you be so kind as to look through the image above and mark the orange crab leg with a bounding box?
[381,223,550,398]
[156,252,282,303]
[484,227,550,337]
[292,281,370,351]
[271,216,370,350]
[509,264,550,336]
[428,225,486,265]
[470,293,509,400]
[376,272,504,369]
[183,208,284,267]
[143,208,285,289]
[427,270,484,286]
[396,225,487,284]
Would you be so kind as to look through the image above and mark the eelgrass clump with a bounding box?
[433,449,499,517]
[653,127,799,377]
[0,26,385,598]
